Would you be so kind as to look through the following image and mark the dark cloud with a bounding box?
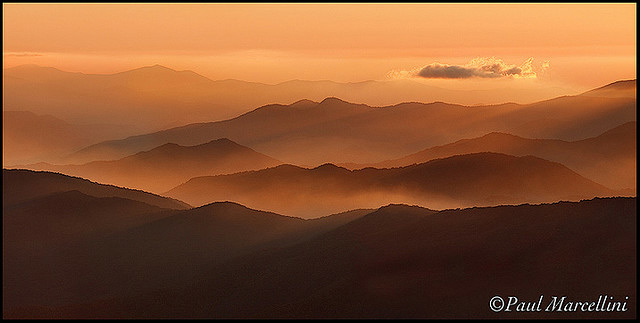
[503,66,522,75]
[417,65,477,79]
[416,57,536,79]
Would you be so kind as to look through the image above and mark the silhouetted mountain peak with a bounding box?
[113,65,212,83]
[589,79,636,92]
[187,138,243,151]
[320,97,348,105]
[290,99,318,109]
[314,163,348,171]
[244,97,362,117]
[311,163,352,176]
[115,65,178,77]
[377,203,431,212]
[356,203,437,225]
[581,79,636,98]
[131,138,249,158]
[187,200,306,223]
[150,64,169,69]
[43,137,283,193]
[480,131,522,139]
[194,200,257,213]
[204,137,240,146]
[136,64,176,72]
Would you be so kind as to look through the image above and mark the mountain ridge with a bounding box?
[346,122,635,190]
[2,168,190,209]
[64,88,636,165]
[3,63,586,142]
[14,138,282,194]
[166,152,617,218]
[20,196,633,318]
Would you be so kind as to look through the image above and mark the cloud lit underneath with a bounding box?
[391,57,541,80]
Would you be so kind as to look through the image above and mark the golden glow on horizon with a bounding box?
[2,3,636,87]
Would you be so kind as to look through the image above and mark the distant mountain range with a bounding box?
[63,79,636,166]
[3,64,580,133]
[13,121,634,196]
[17,138,282,193]
[343,122,636,190]
[4,70,635,167]
[165,152,617,217]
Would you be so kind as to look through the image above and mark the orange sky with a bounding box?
[3,3,636,89]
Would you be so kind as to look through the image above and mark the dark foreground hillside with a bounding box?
[5,197,635,319]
